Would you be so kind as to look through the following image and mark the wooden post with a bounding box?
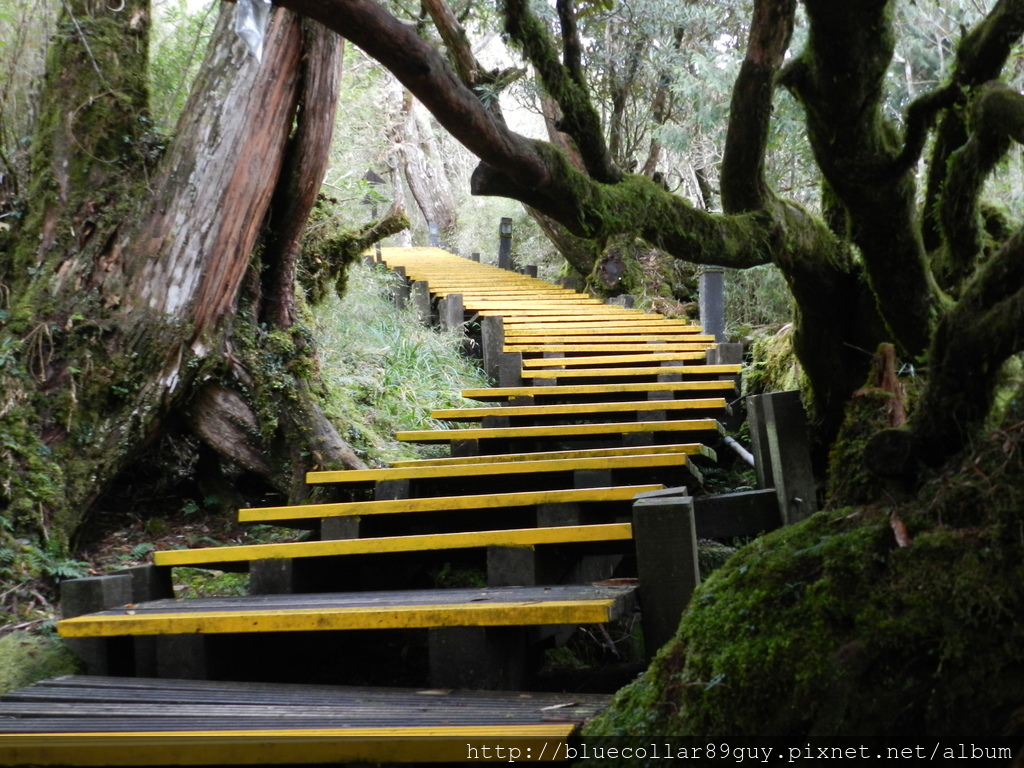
[633,494,700,659]
[761,390,818,524]
[440,293,464,333]
[699,267,726,343]
[498,217,513,271]
[428,221,441,248]
[390,265,409,309]
[410,280,432,326]
[60,574,135,676]
[481,315,505,383]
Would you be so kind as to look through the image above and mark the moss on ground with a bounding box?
[584,415,1024,753]
[0,631,81,694]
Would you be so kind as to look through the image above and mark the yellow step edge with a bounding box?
[429,397,727,421]
[307,451,688,484]
[461,380,735,399]
[476,309,649,317]
[154,523,633,568]
[238,484,664,523]
[521,351,707,368]
[505,343,713,354]
[58,600,623,637]
[505,326,705,336]
[504,333,716,343]
[521,364,741,379]
[390,443,715,467]
[0,725,577,766]
[397,419,721,443]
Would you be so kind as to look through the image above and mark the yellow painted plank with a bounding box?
[521,364,741,379]
[504,333,716,343]
[505,326,705,336]
[502,317,684,327]
[521,351,707,367]
[505,343,713,354]
[390,443,714,467]
[57,600,621,637]
[307,451,688,483]
[430,397,726,421]
[461,380,735,400]
[396,419,722,443]
[0,725,577,765]
[154,523,633,568]
[238,484,663,522]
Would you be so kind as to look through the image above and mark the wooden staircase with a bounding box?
[0,247,746,765]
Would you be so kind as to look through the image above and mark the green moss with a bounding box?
[0,631,82,694]
[744,324,803,395]
[585,414,1024,750]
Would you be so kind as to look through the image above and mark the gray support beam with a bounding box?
[390,266,409,309]
[410,280,432,326]
[440,293,465,333]
[499,351,523,388]
[607,295,635,309]
[428,221,441,248]
[471,252,481,262]
[694,489,782,538]
[633,495,700,658]
[429,626,527,690]
[321,517,360,540]
[698,267,726,343]
[60,574,134,675]
[523,265,538,277]
[762,390,818,525]
[481,315,505,383]
[746,394,774,489]
[498,217,513,270]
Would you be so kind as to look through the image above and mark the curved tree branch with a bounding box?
[913,224,1024,466]
[922,0,1024,250]
[502,0,621,183]
[787,0,940,360]
[935,82,1024,293]
[556,0,586,89]
[721,0,795,214]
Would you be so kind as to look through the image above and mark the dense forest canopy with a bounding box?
[4,0,1024,747]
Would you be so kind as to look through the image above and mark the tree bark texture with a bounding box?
[1,2,367,546]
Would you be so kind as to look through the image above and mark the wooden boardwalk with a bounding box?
[0,247,745,765]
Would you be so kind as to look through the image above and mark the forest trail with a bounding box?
[0,247,749,765]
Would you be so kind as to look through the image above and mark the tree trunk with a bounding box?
[0,2,366,550]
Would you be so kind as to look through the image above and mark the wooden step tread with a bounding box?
[507,344,716,356]
[396,418,723,443]
[504,327,706,338]
[238,484,664,523]
[462,380,735,400]
[429,397,726,422]
[0,676,603,764]
[307,451,691,484]
[389,443,715,467]
[57,584,638,638]
[505,335,716,346]
[521,351,707,367]
[521,364,741,379]
[154,523,633,569]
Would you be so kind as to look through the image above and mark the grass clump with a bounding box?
[312,261,490,464]
[0,631,81,694]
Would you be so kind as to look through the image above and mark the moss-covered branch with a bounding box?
[922,0,1024,250]
[502,0,620,183]
[721,0,795,214]
[935,83,1024,293]
[786,0,940,360]
[912,225,1024,466]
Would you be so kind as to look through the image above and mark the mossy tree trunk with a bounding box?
[0,1,385,551]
